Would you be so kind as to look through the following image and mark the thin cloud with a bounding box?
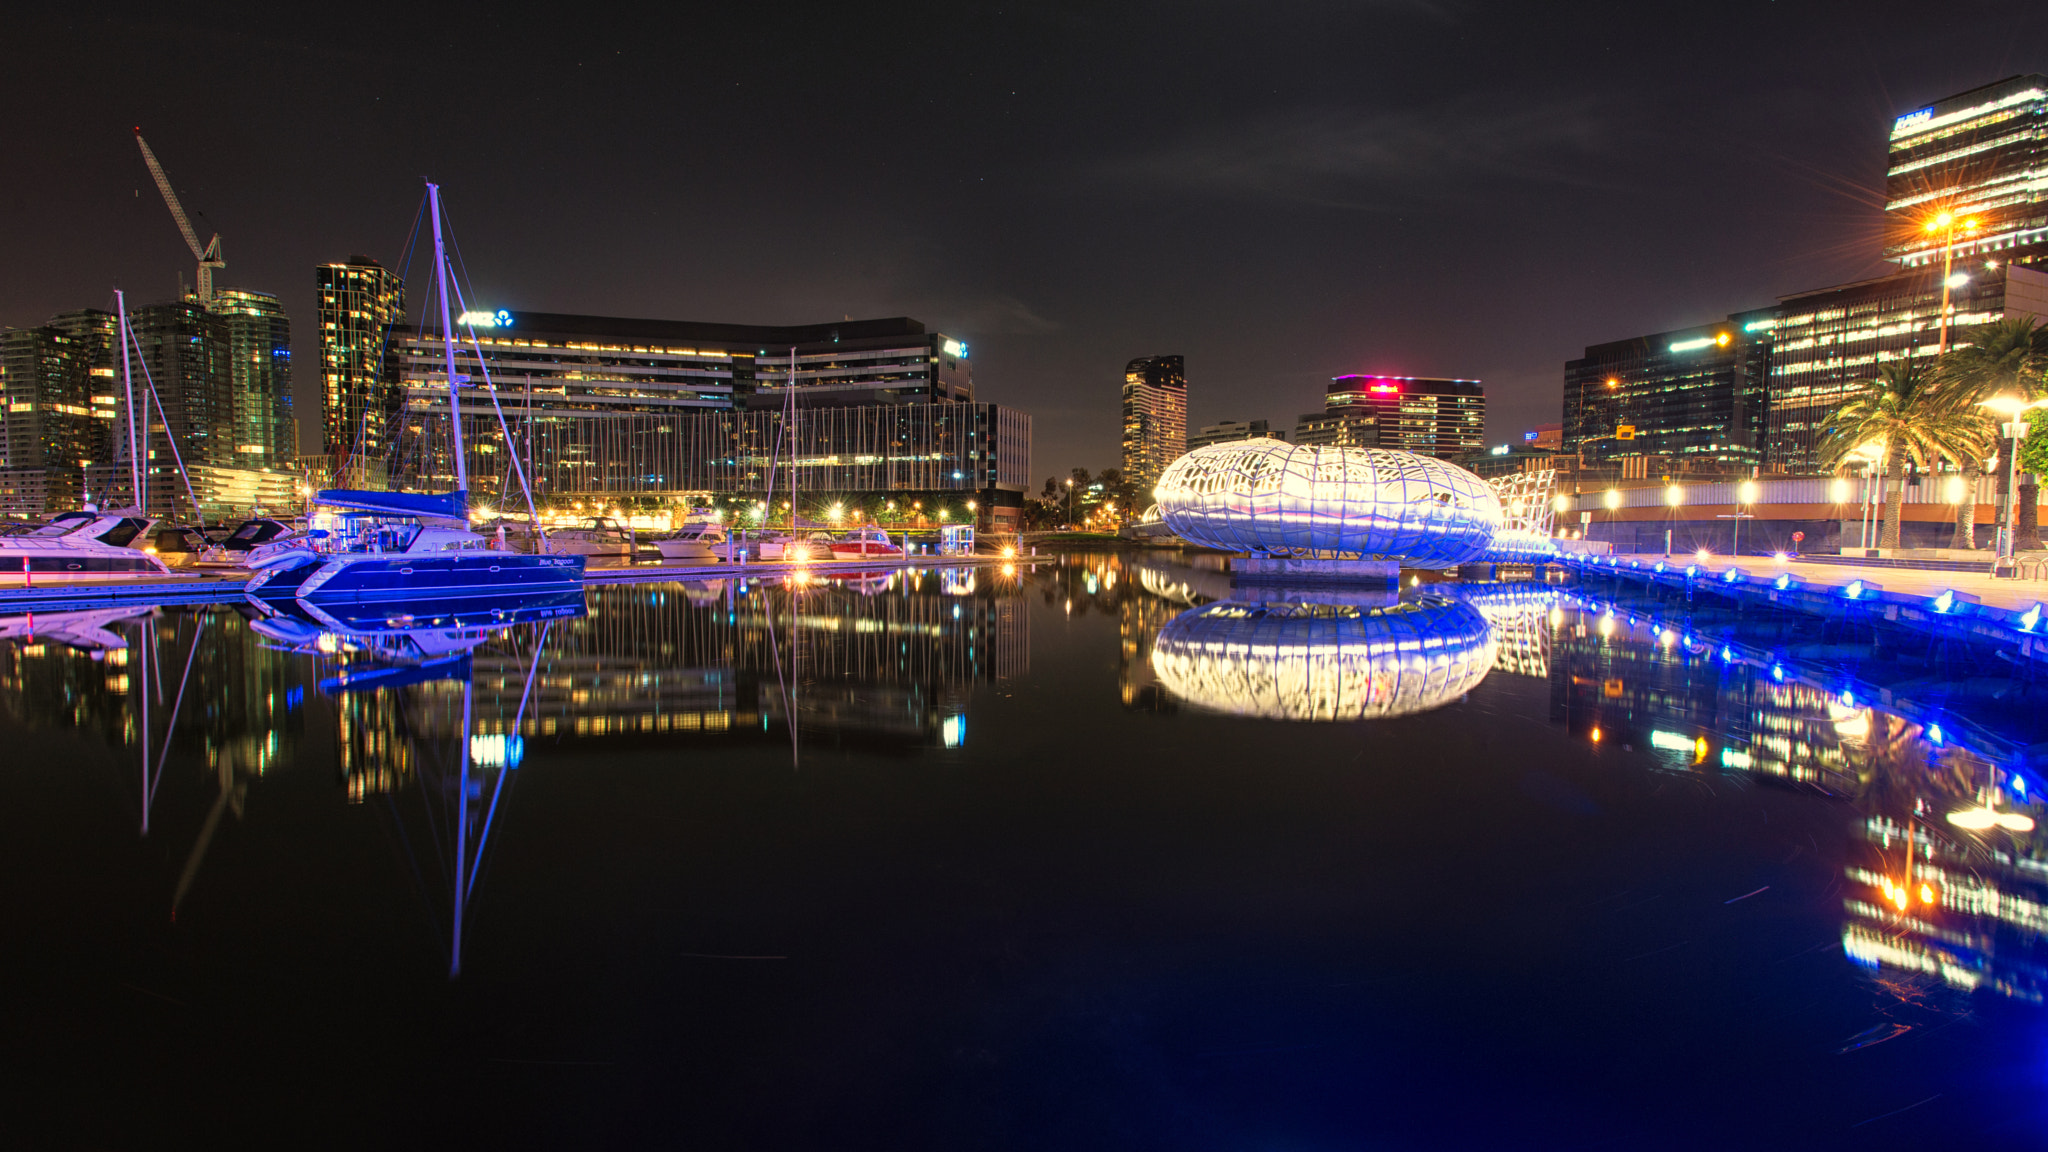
[1108,97,1618,209]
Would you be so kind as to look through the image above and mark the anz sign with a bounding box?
[457,309,514,328]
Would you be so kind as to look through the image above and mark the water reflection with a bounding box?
[1544,590,2048,1006]
[1150,597,1496,721]
[0,566,1030,974]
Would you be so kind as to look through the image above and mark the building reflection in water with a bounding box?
[1548,593,2048,1005]
[0,565,1030,972]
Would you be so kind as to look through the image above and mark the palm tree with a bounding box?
[1938,316,2047,547]
[1818,359,1987,550]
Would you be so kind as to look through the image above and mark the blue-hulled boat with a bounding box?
[243,182,585,610]
[241,489,584,608]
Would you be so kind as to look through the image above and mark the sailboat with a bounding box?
[244,183,587,608]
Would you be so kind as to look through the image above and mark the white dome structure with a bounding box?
[1149,596,1495,721]
[1151,440,1503,569]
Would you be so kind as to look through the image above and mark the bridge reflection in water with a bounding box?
[1150,597,1496,721]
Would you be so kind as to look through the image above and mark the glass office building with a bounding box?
[1294,376,1484,459]
[1563,312,1771,471]
[373,311,1027,530]
[1767,264,2048,471]
[1886,75,2048,271]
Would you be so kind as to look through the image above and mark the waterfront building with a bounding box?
[1563,311,1772,473]
[316,256,406,484]
[211,289,294,463]
[1187,418,1284,450]
[1765,263,2048,471]
[1886,75,2048,271]
[0,311,116,514]
[382,312,1026,530]
[1293,375,1483,459]
[1121,355,1187,492]
[129,301,234,470]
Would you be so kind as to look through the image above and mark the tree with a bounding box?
[1818,359,1986,550]
[1939,316,2047,547]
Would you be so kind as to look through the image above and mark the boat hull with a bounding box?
[246,552,587,603]
[0,553,173,583]
[829,544,906,560]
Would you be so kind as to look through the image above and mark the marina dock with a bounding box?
[0,552,1028,611]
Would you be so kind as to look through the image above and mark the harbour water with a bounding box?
[6,553,2048,1147]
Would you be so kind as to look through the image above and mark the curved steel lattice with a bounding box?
[1153,440,1502,569]
[1149,596,1496,721]
[1483,469,1560,562]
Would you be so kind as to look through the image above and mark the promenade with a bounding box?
[1604,552,2048,614]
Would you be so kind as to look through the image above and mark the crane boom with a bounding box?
[133,129,224,305]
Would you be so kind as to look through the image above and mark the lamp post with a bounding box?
[1734,479,1757,556]
[1925,210,1980,354]
[1981,396,2048,564]
[1066,478,1075,528]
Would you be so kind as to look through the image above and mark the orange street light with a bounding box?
[1928,210,1983,353]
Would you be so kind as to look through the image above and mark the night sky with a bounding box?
[3,1,2043,481]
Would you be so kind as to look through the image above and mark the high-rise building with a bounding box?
[1295,375,1483,458]
[1121,355,1186,492]
[1886,75,2048,271]
[1187,419,1285,450]
[316,256,406,483]
[0,317,107,513]
[1563,311,1772,471]
[211,289,294,463]
[129,301,234,471]
[1765,264,2048,470]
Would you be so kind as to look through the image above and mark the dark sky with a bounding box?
[3,1,2043,482]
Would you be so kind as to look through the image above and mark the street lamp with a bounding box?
[1925,210,1981,354]
[1734,479,1757,556]
[1981,395,2048,563]
[1066,478,1075,527]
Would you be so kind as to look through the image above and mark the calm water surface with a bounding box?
[6,552,2048,1149]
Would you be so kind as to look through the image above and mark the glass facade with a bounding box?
[1563,312,1770,470]
[1121,354,1187,492]
[210,289,294,464]
[1766,265,2048,471]
[0,318,107,514]
[1886,75,2048,270]
[315,257,406,485]
[1294,375,1483,459]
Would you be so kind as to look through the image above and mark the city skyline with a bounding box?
[2,4,2043,483]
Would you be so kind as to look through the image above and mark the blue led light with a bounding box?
[1774,573,1792,590]
[1844,580,1864,600]
[1721,646,1735,662]
[1771,664,1785,682]
[2021,604,2044,632]
[1928,723,1944,745]
[1933,590,1957,613]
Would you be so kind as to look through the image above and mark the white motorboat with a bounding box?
[193,517,302,568]
[0,508,172,583]
[829,525,906,560]
[656,521,727,561]
[546,516,636,556]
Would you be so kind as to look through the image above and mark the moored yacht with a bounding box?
[194,517,301,569]
[829,525,906,560]
[655,520,727,561]
[0,508,172,583]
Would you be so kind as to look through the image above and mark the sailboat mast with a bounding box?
[788,346,798,530]
[116,290,141,512]
[427,183,469,495]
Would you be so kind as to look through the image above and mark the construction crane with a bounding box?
[133,128,223,306]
